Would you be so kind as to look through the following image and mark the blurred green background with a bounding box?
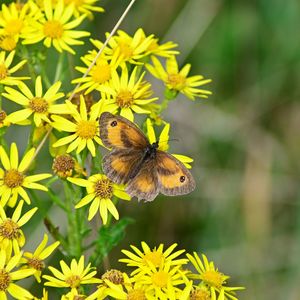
[102,1,300,299]
[3,0,299,299]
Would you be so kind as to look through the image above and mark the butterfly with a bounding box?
[99,112,196,202]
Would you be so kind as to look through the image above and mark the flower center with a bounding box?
[4,169,24,188]
[94,179,113,199]
[0,110,7,123]
[116,90,134,108]
[151,271,168,288]
[43,20,64,39]
[190,288,211,300]
[5,19,23,35]
[29,97,49,113]
[102,269,124,285]
[200,270,224,288]
[127,289,146,300]
[91,63,111,84]
[66,275,81,288]
[0,64,9,80]
[76,120,97,139]
[143,251,163,267]
[0,269,11,291]
[52,155,75,178]
[118,42,133,60]
[167,74,186,90]
[0,219,20,240]
[27,257,45,271]
[0,36,17,51]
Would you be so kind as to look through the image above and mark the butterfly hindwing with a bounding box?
[156,151,196,196]
[100,112,149,150]
[126,159,159,202]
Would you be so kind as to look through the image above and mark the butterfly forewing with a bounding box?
[126,159,159,202]
[103,149,145,184]
[100,112,149,150]
[156,151,196,196]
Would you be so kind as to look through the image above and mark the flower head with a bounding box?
[0,50,28,86]
[64,0,104,18]
[68,173,130,224]
[72,44,121,94]
[119,242,188,276]
[187,252,244,300]
[0,143,52,207]
[0,200,37,253]
[147,55,212,100]
[22,234,60,282]
[22,0,90,54]
[100,66,158,121]
[43,255,101,291]
[51,96,106,156]
[146,118,193,169]
[0,249,35,299]
[3,76,66,127]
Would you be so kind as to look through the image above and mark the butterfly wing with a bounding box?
[99,112,149,150]
[126,159,159,202]
[156,151,196,196]
[103,149,145,184]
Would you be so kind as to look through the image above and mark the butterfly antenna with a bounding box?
[158,138,179,144]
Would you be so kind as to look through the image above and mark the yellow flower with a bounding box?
[63,0,104,18]
[51,96,106,156]
[43,255,101,291]
[0,35,18,51]
[3,76,67,127]
[0,200,38,254]
[22,234,60,283]
[119,242,188,276]
[0,50,28,86]
[0,249,35,299]
[134,261,188,300]
[22,0,90,54]
[0,2,30,38]
[72,43,121,94]
[96,28,154,65]
[0,143,52,207]
[146,118,194,169]
[147,56,212,100]
[187,252,244,300]
[68,173,130,224]
[104,273,148,300]
[100,66,158,121]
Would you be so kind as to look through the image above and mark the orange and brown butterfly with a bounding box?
[99,112,196,201]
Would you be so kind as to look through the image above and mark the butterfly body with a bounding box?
[99,112,195,201]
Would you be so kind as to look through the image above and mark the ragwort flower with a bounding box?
[147,55,212,100]
[187,252,244,300]
[146,118,194,169]
[22,234,60,282]
[0,200,37,254]
[0,143,52,207]
[100,66,158,121]
[0,50,28,86]
[22,0,90,54]
[0,249,35,299]
[43,255,101,291]
[120,242,188,276]
[63,0,104,18]
[68,173,130,225]
[51,96,105,156]
[3,76,67,127]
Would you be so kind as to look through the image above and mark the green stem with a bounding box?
[19,45,37,83]
[0,84,3,109]
[54,53,64,83]
[64,181,82,258]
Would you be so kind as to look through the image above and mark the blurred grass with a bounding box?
[102,1,300,299]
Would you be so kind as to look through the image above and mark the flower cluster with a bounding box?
[0,0,243,299]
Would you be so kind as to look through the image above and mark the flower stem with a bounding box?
[54,53,64,83]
